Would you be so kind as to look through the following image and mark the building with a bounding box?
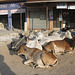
[0,0,26,30]
[25,0,75,31]
[0,0,75,31]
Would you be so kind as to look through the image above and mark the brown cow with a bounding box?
[44,39,73,55]
[17,45,58,68]
[64,37,75,50]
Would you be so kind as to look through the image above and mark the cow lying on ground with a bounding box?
[10,33,27,50]
[26,38,42,50]
[39,30,72,46]
[64,37,75,50]
[44,38,73,55]
[26,30,72,50]
[17,45,58,68]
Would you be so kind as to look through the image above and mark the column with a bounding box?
[24,8,27,31]
[8,9,12,30]
[49,7,53,31]
[46,6,48,30]
[27,8,30,30]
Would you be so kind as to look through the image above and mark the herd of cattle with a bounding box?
[10,29,75,68]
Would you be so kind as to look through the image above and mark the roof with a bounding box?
[0,0,75,4]
[0,0,26,3]
[26,0,75,3]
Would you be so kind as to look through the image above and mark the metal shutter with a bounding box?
[30,9,49,29]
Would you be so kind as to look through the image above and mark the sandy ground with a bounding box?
[0,41,75,75]
[0,30,75,75]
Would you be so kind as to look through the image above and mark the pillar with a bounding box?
[27,8,30,30]
[24,8,27,31]
[8,9,12,30]
[46,6,48,30]
[49,6,53,31]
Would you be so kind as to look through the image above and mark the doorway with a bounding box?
[12,13,25,30]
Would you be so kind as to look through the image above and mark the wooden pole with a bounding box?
[20,6,22,32]
[61,10,63,29]
[46,6,48,30]
[60,10,62,30]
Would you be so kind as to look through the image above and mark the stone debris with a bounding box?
[0,32,19,42]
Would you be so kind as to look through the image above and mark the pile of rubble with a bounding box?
[0,23,5,30]
[0,32,19,42]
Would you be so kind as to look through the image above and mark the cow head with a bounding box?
[65,30,72,39]
[17,45,27,55]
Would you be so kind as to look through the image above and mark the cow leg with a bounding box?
[24,58,33,65]
[24,59,37,68]
[35,58,50,68]
[55,52,63,56]
[36,65,50,68]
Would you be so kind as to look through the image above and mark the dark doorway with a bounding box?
[53,7,60,28]
[12,13,25,30]
[69,10,75,29]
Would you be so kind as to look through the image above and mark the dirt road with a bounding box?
[0,41,75,75]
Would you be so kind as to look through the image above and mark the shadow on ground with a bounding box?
[7,43,26,64]
[0,54,16,75]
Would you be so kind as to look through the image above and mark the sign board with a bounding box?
[0,3,20,10]
[49,11,53,20]
[0,10,8,15]
[59,15,62,21]
[56,4,67,9]
[0,3,25,15]
[68,5,75,9]
[0,9,25,15]
[11,9,25,14]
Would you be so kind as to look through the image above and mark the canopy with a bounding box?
[26,0,75,3]
[0,0,25,3]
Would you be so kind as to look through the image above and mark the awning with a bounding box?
[26,0,75,3]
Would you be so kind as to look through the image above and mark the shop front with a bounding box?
[26,3,59,31]
[54,3,75,29]
[0,3,26,30]
[26,3,50,31]
[26,1,75,31]
[29,8,49,30]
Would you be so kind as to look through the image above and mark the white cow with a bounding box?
[26,38,42,50]
[35,32,45,40]
[39,30,72,46]
[28,31,36,40]
[26,30,72,50]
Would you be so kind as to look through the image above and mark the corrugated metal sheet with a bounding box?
[30,9,49,29]
[26,0,75,3]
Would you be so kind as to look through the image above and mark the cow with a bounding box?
[10,33,27,50]
[39,30,72,46]
[17,45,58,68]
[64,37,75,50]
[26,38,42,50]
[43,39,73,55]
